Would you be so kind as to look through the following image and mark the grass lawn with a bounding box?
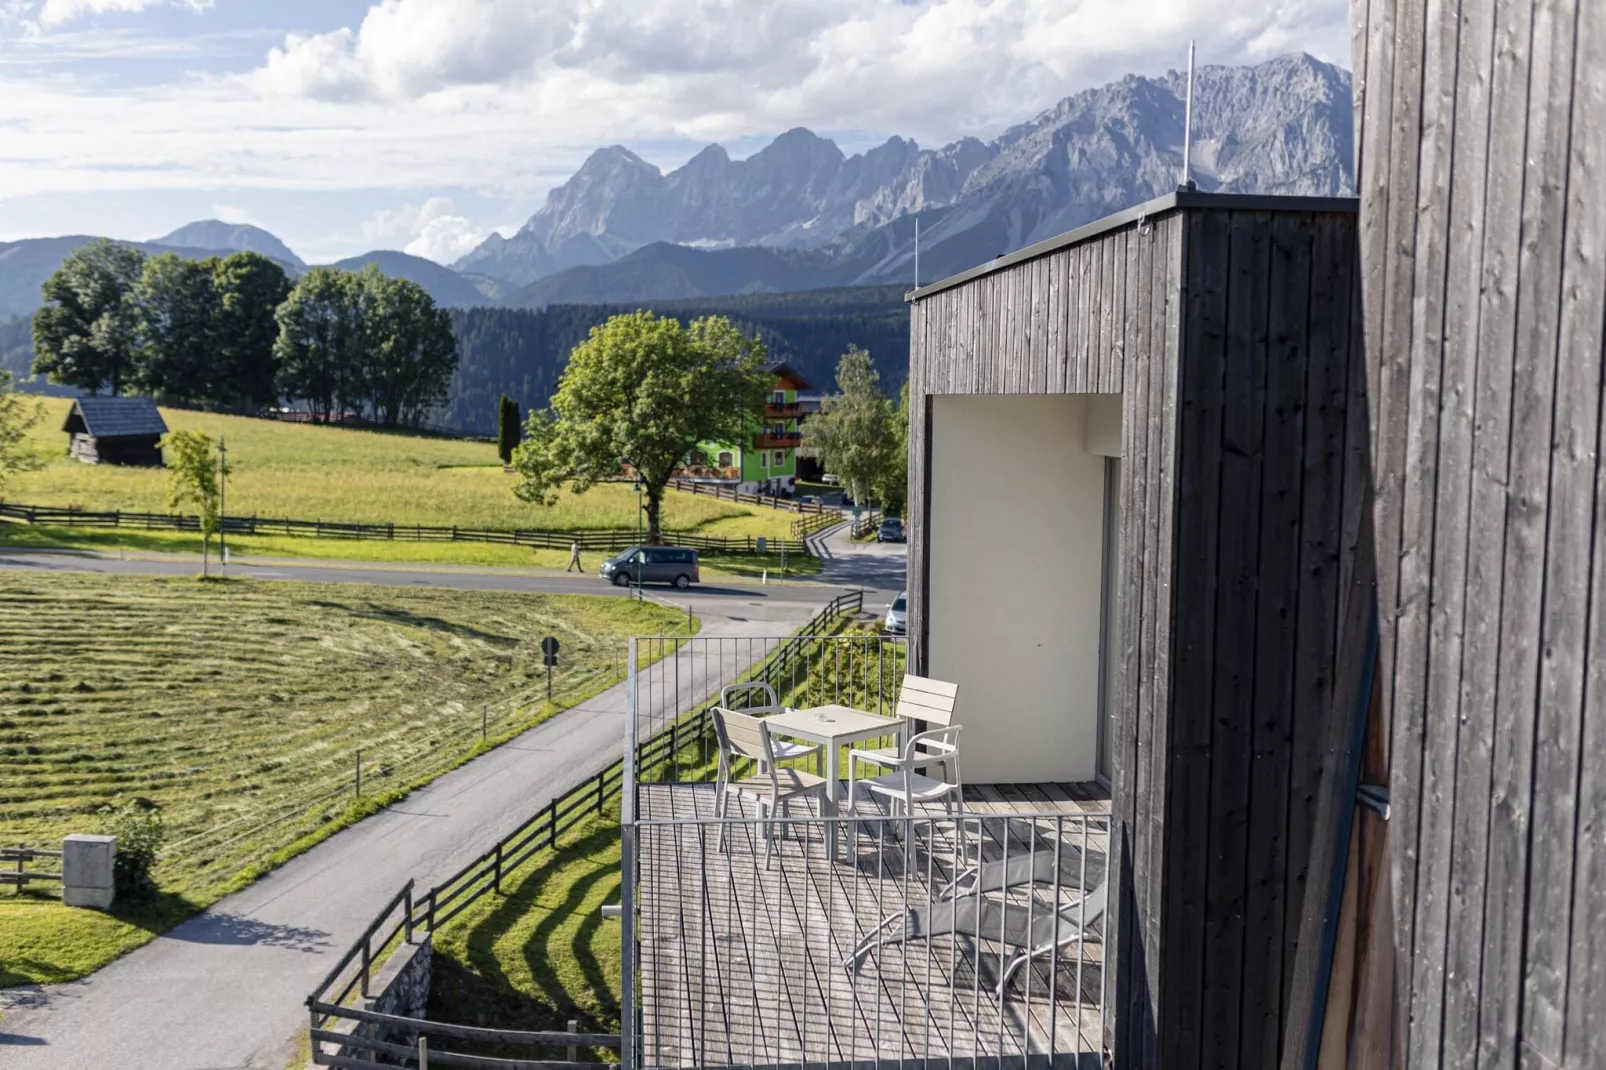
[7,398,796,540]
[0,523,824,580]
[0,571,686,987]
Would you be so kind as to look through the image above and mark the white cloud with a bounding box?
[0,0,1351,242]
[358,196,494,264]
[34,0,212,28]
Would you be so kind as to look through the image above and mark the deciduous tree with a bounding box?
[361,270,456,426]
[211,252,291,409]
[800,345,896,510]
[131,253,219,406]
[0,370,42,489]
[274,268,364,421]
[512,312,769,543]
[31,239,146,394]
[164,430,221,576]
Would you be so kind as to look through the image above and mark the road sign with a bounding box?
[541,636,560,666]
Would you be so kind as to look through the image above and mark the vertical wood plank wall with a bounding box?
[1355,0,1606,1065]
[906,201,1366,1069]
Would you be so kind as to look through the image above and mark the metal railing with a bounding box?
[308,593,871,1069]
[633,809,1110,1068]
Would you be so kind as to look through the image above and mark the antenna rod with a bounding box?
[1182,40,1195,189]
[914,217,920,289]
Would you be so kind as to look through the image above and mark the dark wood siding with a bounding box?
[907,196,1366,1069]
[1355,0,1606,1066]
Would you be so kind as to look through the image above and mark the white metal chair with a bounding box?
[719,681,822,773]
[711,707,827,865]
[847,723,964,817]
[847,674,959,781]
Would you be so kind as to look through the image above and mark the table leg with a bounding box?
[824,739,840,860]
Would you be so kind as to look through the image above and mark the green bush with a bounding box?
[101,797,164,898]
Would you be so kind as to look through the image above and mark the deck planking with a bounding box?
[637,783,1111,1069]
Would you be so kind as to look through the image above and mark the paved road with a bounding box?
[0,541,905,1069]
[0,547,898,603]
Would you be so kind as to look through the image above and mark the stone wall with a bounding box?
[329,932,432,1066]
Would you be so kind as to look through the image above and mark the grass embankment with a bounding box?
[425,617,901,1056]
[0,571,686,987]
[7,398,796,539]
[0,523,824,580]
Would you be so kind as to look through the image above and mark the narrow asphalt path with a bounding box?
[0,584,823,1069]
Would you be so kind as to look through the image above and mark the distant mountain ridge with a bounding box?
[157,220,307,269]
[460,52,1355,294]
[3,53,1354,320]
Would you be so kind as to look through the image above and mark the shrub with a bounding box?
[101,797,165,898]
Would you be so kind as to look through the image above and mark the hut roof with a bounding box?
[62,396,168,438]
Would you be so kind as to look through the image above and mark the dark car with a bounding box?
[876,517,906,543]
[599,546,700,588]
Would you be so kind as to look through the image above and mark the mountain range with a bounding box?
[1,53,1354,322]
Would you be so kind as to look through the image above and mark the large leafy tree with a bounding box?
[31,239,146,394]
[513,312,769,543]
[361,270,457,426]
[800,344,897,509]
[875,379,910,515]
[211,252,291,409]
[274,268,365,421]
[131,253,220,406]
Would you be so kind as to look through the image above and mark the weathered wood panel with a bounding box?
[907,195,1364,1069]
[1354,0,1606,1065]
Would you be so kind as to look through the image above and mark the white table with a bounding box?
[764,704,904,860]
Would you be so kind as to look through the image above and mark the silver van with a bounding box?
[599,546,701,588]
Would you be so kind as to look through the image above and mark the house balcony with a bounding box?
[622,626,1110,1070]
[764,402,804,419]
[753,431,802,449]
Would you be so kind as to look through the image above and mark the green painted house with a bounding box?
[693,363,810,495]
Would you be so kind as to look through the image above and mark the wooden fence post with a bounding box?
[418,1035,429,1070]
[567,1020,578,1062]
[482,704,487,742]
[493,841,503,894]
[549,798,559,849]
[355,750,361,796]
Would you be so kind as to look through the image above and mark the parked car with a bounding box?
[799,495,824,507]
[877,517,906,543]
[599,546,700,588]
[884,591,907,635]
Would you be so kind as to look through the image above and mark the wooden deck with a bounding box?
[636,783,1111,1069]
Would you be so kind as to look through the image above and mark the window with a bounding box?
[759,451,768,468]
[772,391,785,404]
[717,450,734,467]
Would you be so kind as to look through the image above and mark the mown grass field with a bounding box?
[0,571,685,986]
[0,523,824,580]
[6,398,796,539]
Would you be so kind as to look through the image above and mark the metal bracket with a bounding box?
[1355,783,1390,819]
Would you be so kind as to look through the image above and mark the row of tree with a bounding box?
[30,239,457,426]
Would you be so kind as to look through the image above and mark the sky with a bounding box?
[0,0,1352,265]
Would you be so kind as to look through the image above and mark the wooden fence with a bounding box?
[849,510,885,539]
[789,509,844,539]
[666,477,842,515]
[1,846,62,892]
[305,590,866,1065]
[0,502,810,558]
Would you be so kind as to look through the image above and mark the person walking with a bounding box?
[566,541,583,573]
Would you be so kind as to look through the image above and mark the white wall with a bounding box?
[926,394,1108,783]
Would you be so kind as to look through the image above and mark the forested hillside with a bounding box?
[444,286,908,434]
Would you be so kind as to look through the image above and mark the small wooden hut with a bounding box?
[62,396,167,466]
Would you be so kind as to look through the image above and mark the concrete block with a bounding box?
[62,833,116,909]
